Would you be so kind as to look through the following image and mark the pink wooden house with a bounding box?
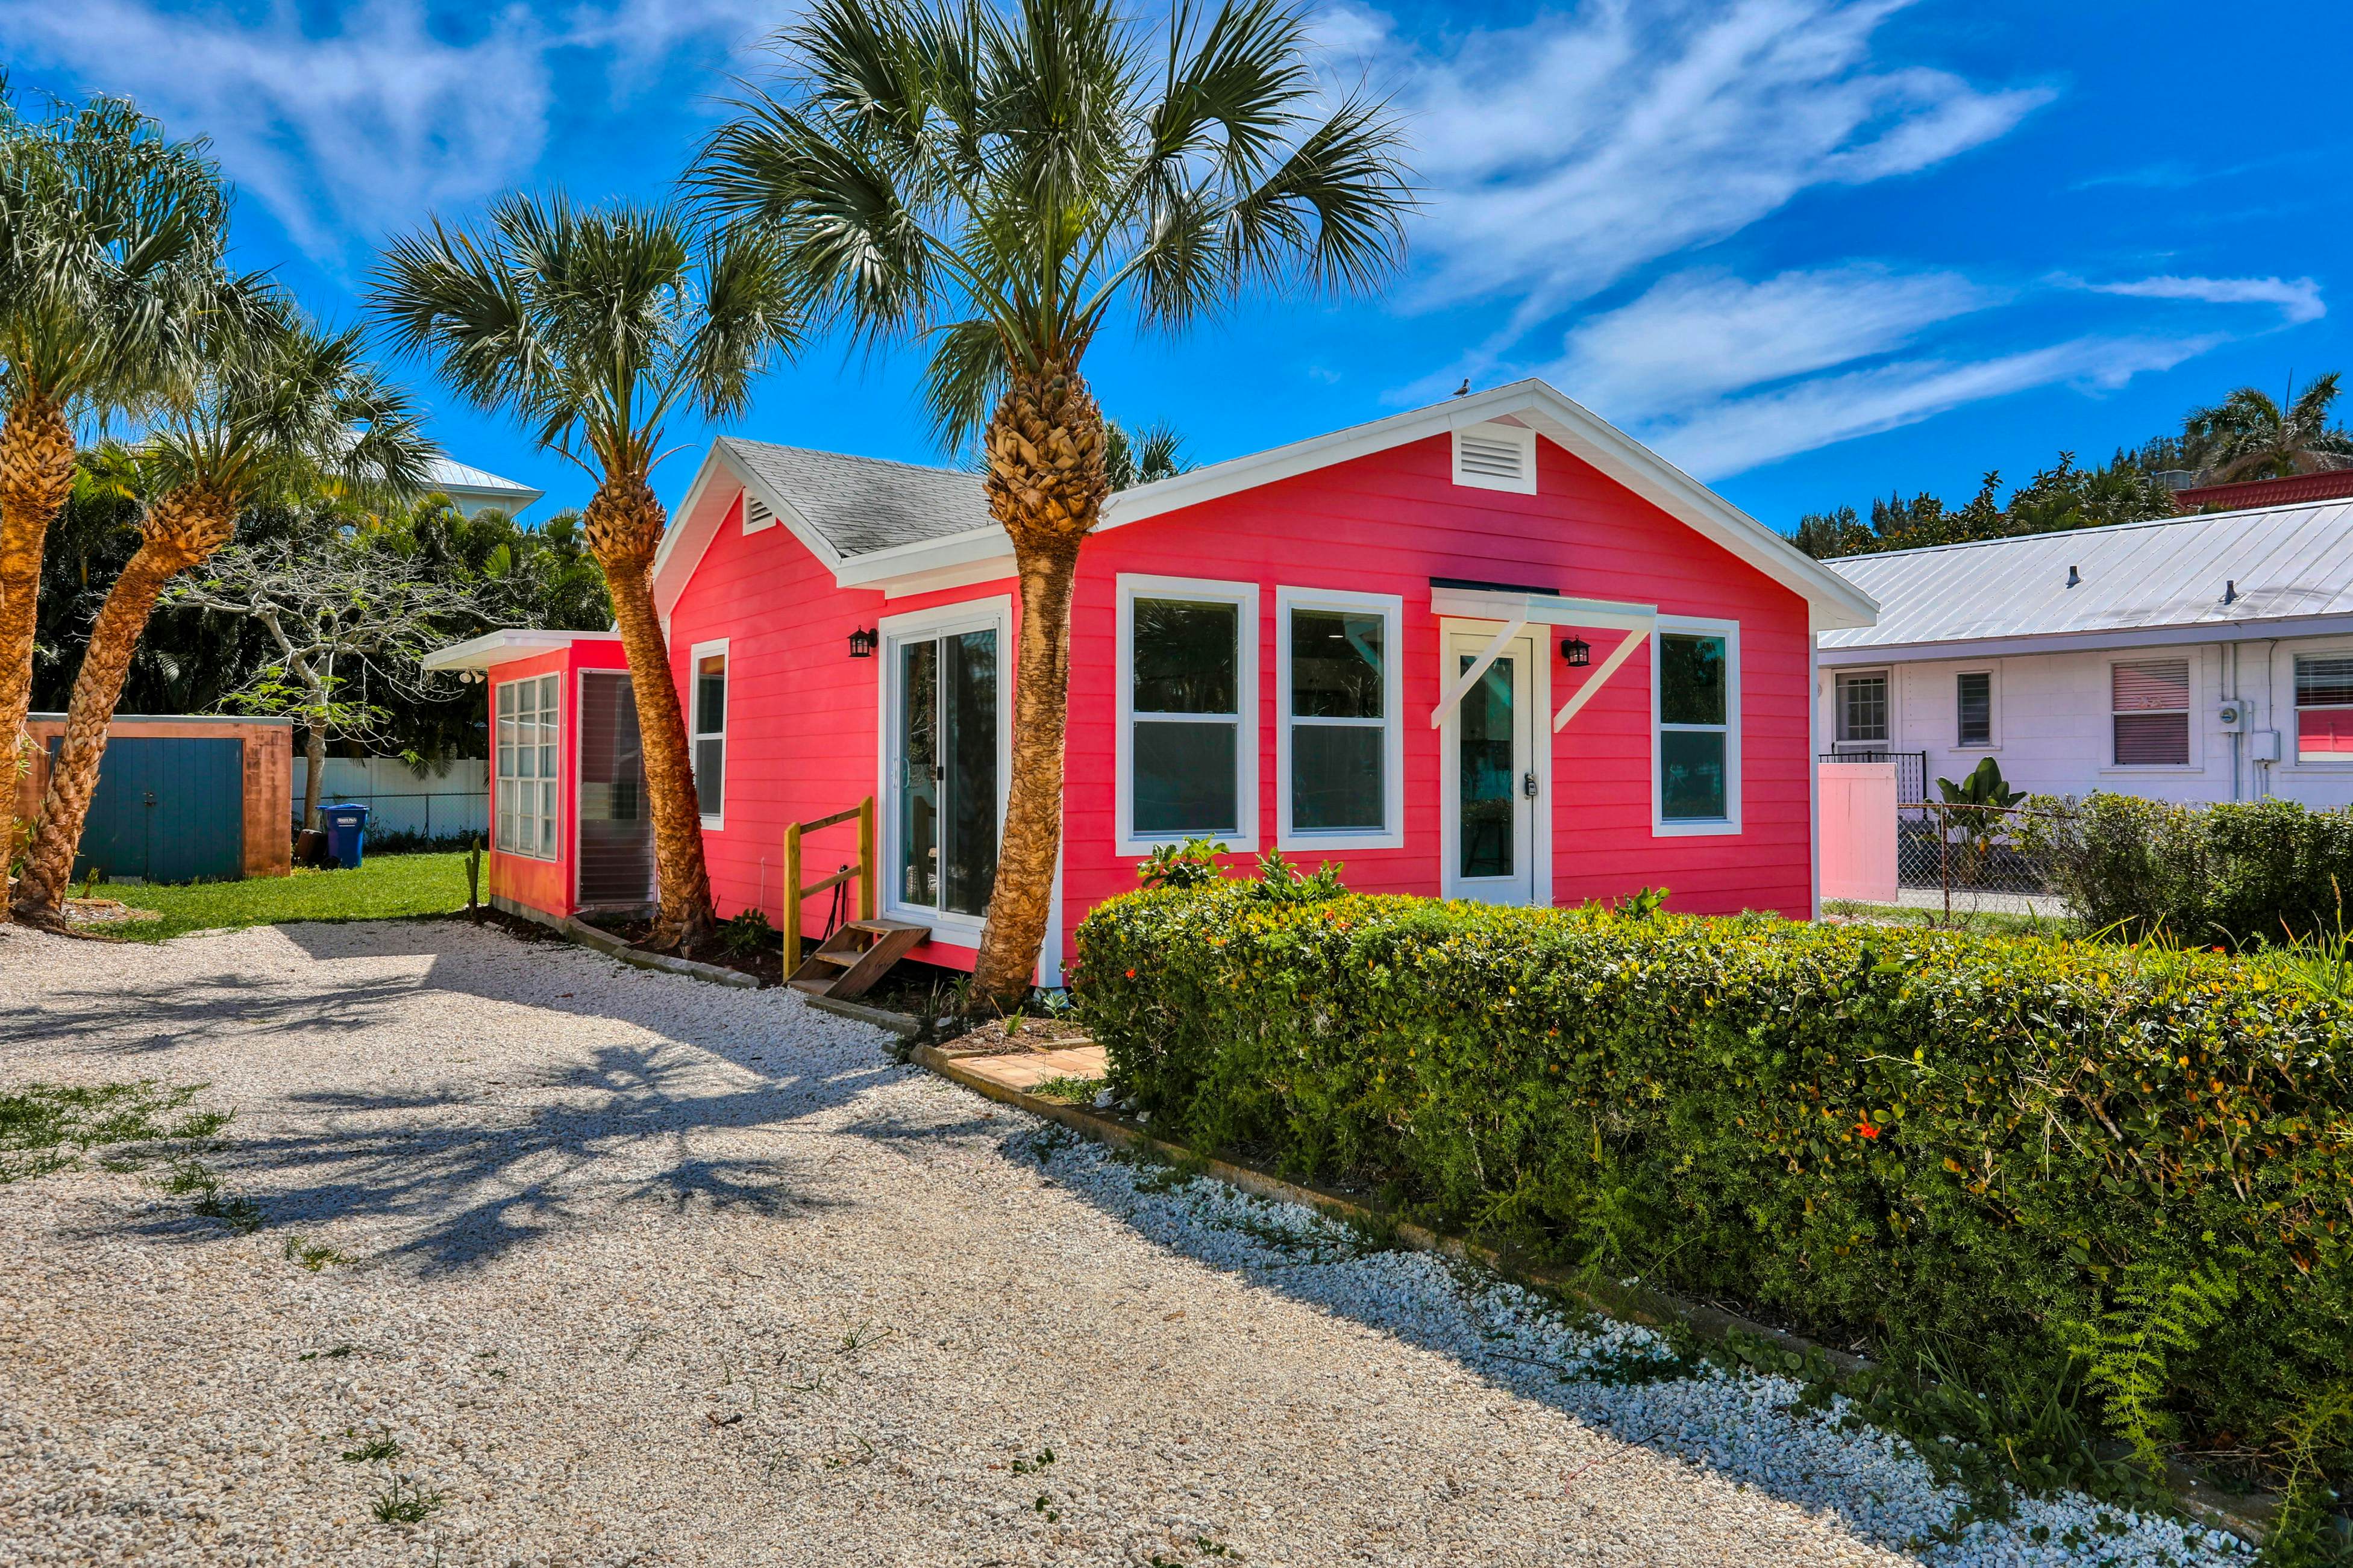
[425,380,1878,985]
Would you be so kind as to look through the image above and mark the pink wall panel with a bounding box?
[1817,761,1899,903]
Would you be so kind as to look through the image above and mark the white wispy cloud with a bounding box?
[0,0,770,258]
[2085,274,2326,325]
[1330,0,2051,330]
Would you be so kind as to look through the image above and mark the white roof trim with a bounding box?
[421,628,623,672]
[651,440,846,621]
[1818,612,2353,667]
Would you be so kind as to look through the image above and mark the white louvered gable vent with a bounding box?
[1451,423,1538,495]
[741,495,775,534]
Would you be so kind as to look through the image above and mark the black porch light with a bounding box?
[848,626,877,659]
[1560,635,1591,667]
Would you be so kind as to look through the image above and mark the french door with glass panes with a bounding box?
[1441,631,1538,904]
[886,619,1003,925]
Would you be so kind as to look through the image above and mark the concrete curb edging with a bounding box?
[560,917,759,988]
[910,1042,2280,1546]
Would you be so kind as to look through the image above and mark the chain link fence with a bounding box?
[1897,801,2066,919]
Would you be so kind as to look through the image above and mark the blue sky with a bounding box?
[5,0,2348,532]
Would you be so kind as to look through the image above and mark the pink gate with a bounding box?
[1817,761,1897,904]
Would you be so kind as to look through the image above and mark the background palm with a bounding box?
[2184,373,2353,483]
[369,195,800,950]
[0,89,231,905]
[14,306,436,921]
[695,0,1412,1001]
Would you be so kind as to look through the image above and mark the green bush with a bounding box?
[2025,793,2353,944]
[1075,886,2353,1476]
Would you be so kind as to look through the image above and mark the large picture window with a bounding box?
[2295,655,2353,763]
[1119,577,1256,850]
[691,640,727,825]
[2111,659,2190,766]
[496,672,559,859]
[1278,589,1402,849]
[1656,623,1738,831]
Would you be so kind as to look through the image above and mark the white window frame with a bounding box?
[689,637,729,829]
[1450,421,1538,495]
[2290,646,2353,769]
[1276,586,1404,851]
[1652,616,1741,837]
[2104,654,2199,772]
[1834,667,1891,748]
[1954,666,2000,750]
[874,596,1015,943]
[494,671,560,861]
[1116,574,1259,855]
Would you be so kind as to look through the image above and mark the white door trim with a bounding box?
[1438,619,1550,905]
[876,596,1014,946]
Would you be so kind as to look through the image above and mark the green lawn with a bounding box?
[1822,898,2076,939]
[86,852,472,943]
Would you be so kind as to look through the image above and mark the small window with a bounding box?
[2295,655,2353,762]
[1280,592,1401,846]
[692,643,727,823]
[495,672,559,859]
[1837,672,1888,745]
[2112,659,2190,766]
[1451,423,1537,495]
[1956,670,1993,748]
[1659,629,1735,825]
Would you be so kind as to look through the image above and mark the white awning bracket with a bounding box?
[1553,626,1650,731]
[1428,614,1526,727]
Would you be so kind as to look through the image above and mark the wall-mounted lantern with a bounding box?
[1560,636,1591,668]
[848,626,877,659]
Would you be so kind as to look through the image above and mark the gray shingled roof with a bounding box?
[1820,498,2353,652]
[721,436,992,557]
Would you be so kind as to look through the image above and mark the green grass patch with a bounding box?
[91,852,470,943]
[0,1081,213,1182]
[1027,1075,1106,1105]
[1822,899,2075,939]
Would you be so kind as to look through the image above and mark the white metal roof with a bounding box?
[425,457,545,509]
[1819,499,2353,663]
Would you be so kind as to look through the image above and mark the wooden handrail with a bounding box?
[783,796,877,972]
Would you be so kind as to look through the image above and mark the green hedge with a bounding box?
[1075,886,2353,1466]
[2023,793,2353,945]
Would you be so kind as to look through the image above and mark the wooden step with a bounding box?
[786,919,931,1000]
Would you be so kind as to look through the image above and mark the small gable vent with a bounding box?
[742,495,775,534]
[1452,423,1537,495]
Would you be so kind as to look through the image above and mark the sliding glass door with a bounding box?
[890,624,1001,920]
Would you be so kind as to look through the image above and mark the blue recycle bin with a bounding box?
[321,803,371,870]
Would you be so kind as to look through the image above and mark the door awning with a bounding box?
[1426,581,1657,732]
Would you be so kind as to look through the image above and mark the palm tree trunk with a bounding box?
[0,393,78,917]
[969,360,1108,1008]
[585,473,715,952]
[13,488,235,924]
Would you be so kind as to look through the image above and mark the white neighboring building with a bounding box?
[1817,500,2353,807]
[425,457,544,520]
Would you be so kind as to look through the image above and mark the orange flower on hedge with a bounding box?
[1856,1121,1881,1139]
[1124,968,1136,979]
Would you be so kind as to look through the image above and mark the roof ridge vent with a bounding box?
[1452,422,1537,496]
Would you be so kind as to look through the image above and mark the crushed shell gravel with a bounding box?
[0,919,2249,1567]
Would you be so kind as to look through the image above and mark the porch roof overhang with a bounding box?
[1426,581,1658,733]
[420,628,623,673]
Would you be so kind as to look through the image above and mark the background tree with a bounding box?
[1106,421,1191,492]
[0,90,233,904]
[369,195,800,951]
[695,0,1412,1003]
[163,534,496,829]
[13,309,434,922]
[2183,373,2353,482]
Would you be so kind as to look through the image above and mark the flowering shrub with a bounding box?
[1076,886,2353,1466]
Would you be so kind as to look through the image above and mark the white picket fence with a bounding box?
[292,757,487,841]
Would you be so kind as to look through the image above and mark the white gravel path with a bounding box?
[0,919,2248,1567]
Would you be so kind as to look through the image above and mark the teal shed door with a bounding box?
[54,736,245,884]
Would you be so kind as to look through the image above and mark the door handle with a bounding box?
[1522,772,1540,799]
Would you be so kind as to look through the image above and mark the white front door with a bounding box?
[1442,630,1539,904]
[885,621,1003,925]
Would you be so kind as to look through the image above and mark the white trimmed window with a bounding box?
[1118,576,1258,852]
[2295,655,2353,763]
[1277,588,1403,850]
[691,640,728,826]
[496,672,559,859]
[2111,659,2190,766]
[1655,620,1739,833]
[1956,669,1996,748]
[1835,670,1888,746]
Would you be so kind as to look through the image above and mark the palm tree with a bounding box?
[12,306,436,924]
[2184,373,2353,483]
[0,90,232,907]
[1106,422,1192,492]
[368,196,800,952]
[695,0,1413,1004]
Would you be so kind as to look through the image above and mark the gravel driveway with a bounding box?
[0,920,2245,1567]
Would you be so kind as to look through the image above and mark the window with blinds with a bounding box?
[2111,659,2190,766]
[2295,654,2353,763]
[1956,670,1992,748]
